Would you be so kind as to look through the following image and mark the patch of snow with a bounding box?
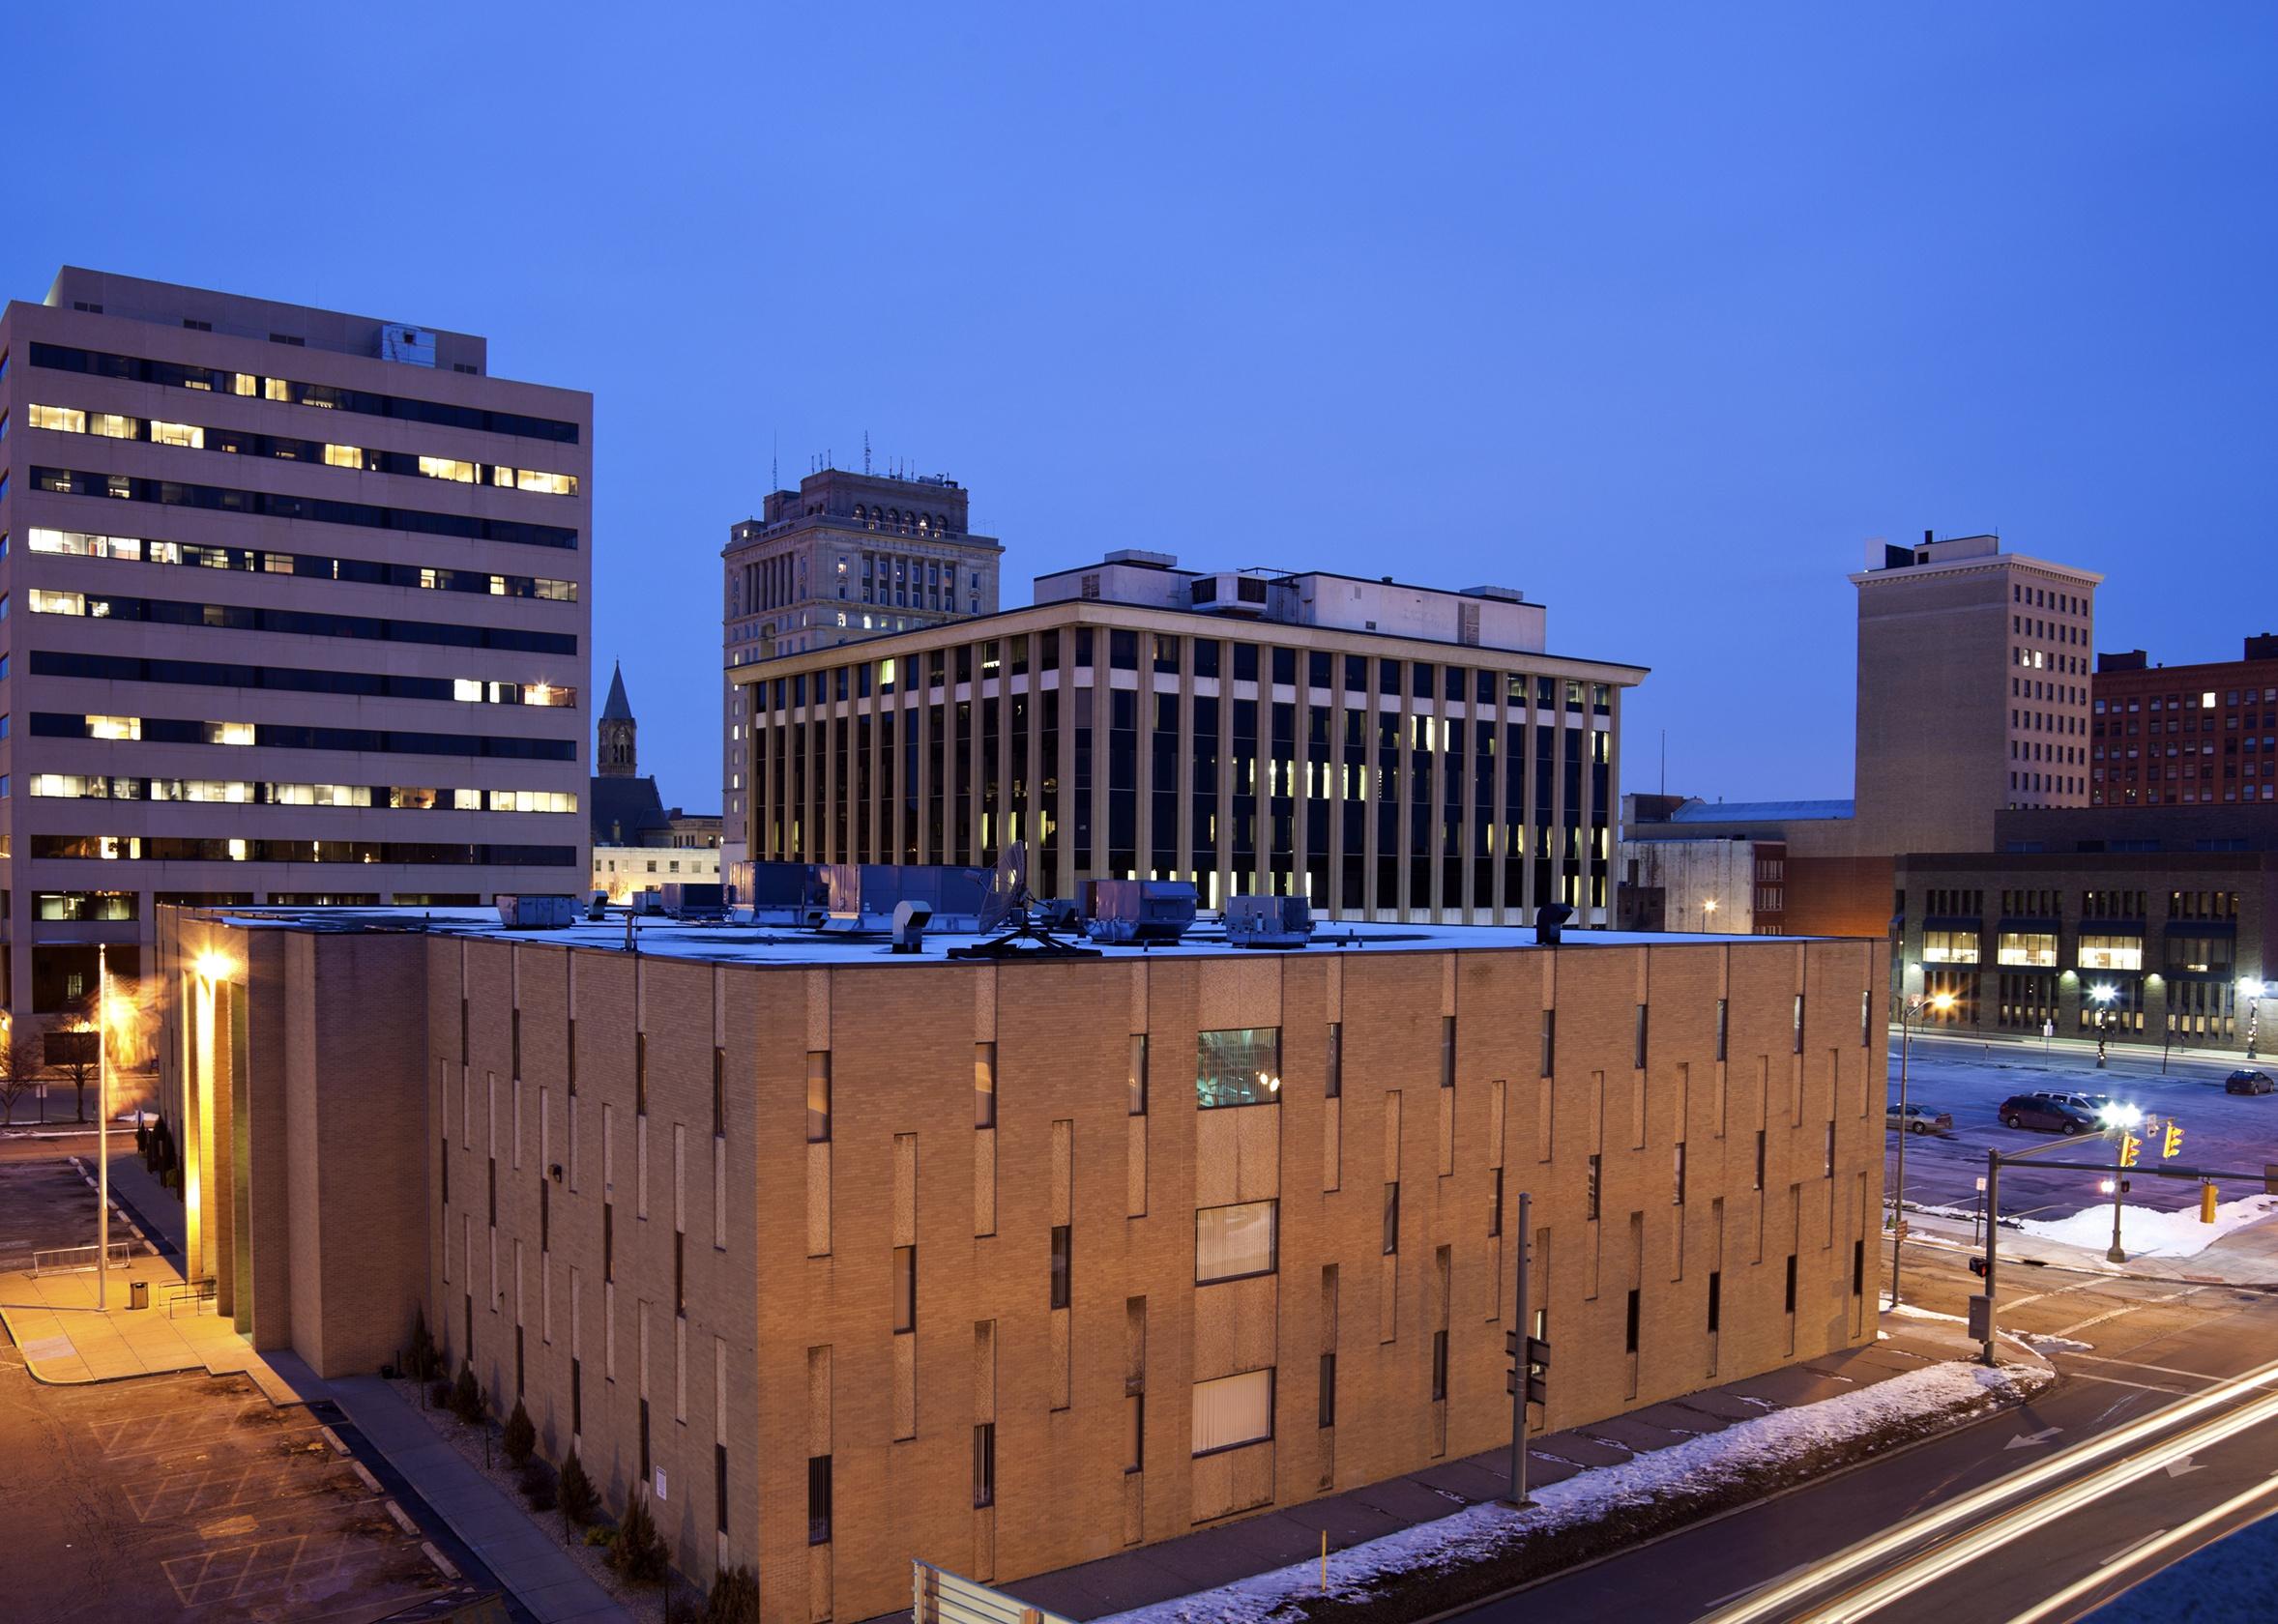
[2022,1334,2093,1353]
[1887,1302,1968,1324]
[1098,1361,2052,1624]
[2018,1194,2278,1260]
[1736,1394,1777,1409]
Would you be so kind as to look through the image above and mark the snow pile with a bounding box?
[1100,1361,2049,1624]
[2018,1193,2278,1260]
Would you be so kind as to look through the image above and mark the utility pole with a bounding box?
[1976,1149,1999,1366]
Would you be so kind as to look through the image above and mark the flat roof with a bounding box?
[1666,798,1855,824]
[179,906,1834,968]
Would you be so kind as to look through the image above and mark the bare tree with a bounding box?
[0,1030,44,1127]
[49,997,102,1125]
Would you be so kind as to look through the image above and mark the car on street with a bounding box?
[2226,1069,2276,1096]
[2030,1089,2111,1114]
[2000,1093,2100,1133]
[1887,1102,1953,1134]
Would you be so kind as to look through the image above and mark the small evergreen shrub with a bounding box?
[559,1448,600,1526]
[610,1488,669,1585]
[449,1362,483,1426]
[502,1398,536,1465]
[708,1564,761,1624]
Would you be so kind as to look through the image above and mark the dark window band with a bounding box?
[29,341,579,444]
[31,712,576,761]
[30,650,571,707]
[31,466,578,550]
[30,834,576,866]
[29,585,577,656]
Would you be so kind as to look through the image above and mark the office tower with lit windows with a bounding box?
[0,267,591,1034]
[734,551,1642,924]
[2091,635,2278,808]
[1851,533,2102,853]
[719,467,1002,874]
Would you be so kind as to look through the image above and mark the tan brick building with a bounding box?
[155,904,1885,1622]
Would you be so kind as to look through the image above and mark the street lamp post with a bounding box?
[2239,976,2263,1063]
[97,943,109,1310]
[2090,983,2117,1068]
[1888,989,1954,1310]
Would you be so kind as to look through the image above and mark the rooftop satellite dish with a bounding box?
[978,843,1029,938]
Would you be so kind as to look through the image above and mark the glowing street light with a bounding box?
[2239,976,2265,1062]
[2089,983,2117,1068]
[1888,988,1955,1310]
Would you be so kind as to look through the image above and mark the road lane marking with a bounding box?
[2065,1373,2195,1398]
[2003,1471,2278,1624]
[2061,1352,2223,1384]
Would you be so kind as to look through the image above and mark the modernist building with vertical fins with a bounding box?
[735,551,1644,923]
[155,898,1884,1623]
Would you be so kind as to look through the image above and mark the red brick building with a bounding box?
[2091,635,2278,809]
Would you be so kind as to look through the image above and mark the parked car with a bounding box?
[2031,1089,2111,1115]
[2000,1094,2099,1134]
[2226,1069,2275,1096]
[1887,1102,1954,1134]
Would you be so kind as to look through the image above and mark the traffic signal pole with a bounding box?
[1507,1190,1531,1508]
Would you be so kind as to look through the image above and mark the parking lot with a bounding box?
[1886,1032,2278,1223]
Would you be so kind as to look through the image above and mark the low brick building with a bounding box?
[154,904,1885,1622]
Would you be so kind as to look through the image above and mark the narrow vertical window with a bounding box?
[1441,1017,1456,1088]
[440,1136,450,1205]
[1860,990,1872,1047]
[713,1047,726,1137]
[1707,1270,1721,1333]
[1673,1142,1686,1206]
[511,1008,521,1079]
[1853,1238,1865,1296]
[603,1204,613,1282]
[674,1232,686,1316]
[1715,998,1728,1062]
[1430,1329,1448,1401]
[974,1042,997,1129]
[635,1032,648,1116]
[1586,1154,1601,1221]
[1793,994,1805,1054]
[1785,1254,1798,1313]
[806,1051,832,1143]
[1754,1130,1766,1192]
[1382,1182,1400,1255]
[1318,1353,1337,1428]
[1625,1288,1640,1353]
[807,1455,832,1545]
[1540,1008,1556,1077]
[973,1423,996,1507]
[1325,1023,1342,1098]
[1128,1033,1149,1116]
[1633,1003,1649,1069]
[716,1443,729,1533]
[892,1245,916,1333]
[1825,1120,1836,1178]
[1488,1166,1504,1236]
[1050,1225,1071,1310]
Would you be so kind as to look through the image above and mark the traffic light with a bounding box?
[2163,1121,2185,1159]
[2118,1133,2141,1168]
[1968,1255,1988,1279]
[2202,1182,2220,1225]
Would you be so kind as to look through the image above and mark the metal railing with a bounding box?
[28,1238,139,1276]
[913,1562,1073,1624]
[165,1277,219,1318]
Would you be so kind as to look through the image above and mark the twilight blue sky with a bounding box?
[11,4,2273,810]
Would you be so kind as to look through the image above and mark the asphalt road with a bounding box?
[1886,1035,2278,1223]
[1454,1240,2278,1624]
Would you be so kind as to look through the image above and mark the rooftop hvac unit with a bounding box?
[1085,880,1198,944]
[661,883,727,921]
[379,322,436,367]
[1535,903,1576,945]
[1224,894,1315,948]
[495,894,577,930]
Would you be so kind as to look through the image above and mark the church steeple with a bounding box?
[598,661,637,778]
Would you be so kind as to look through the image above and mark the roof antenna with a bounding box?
[772,430,779,492]
[864,431,872,476]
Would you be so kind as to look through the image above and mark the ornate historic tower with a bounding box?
[598,661,637,778]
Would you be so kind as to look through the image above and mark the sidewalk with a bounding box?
[328,1374,633,1624]
[1008,1308,2045,1621]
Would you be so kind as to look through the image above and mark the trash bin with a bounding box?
[129,1280,150,1311]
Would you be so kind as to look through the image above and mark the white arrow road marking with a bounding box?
[2165,1456,2204,1477]
[2005,1426,2063,1449]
